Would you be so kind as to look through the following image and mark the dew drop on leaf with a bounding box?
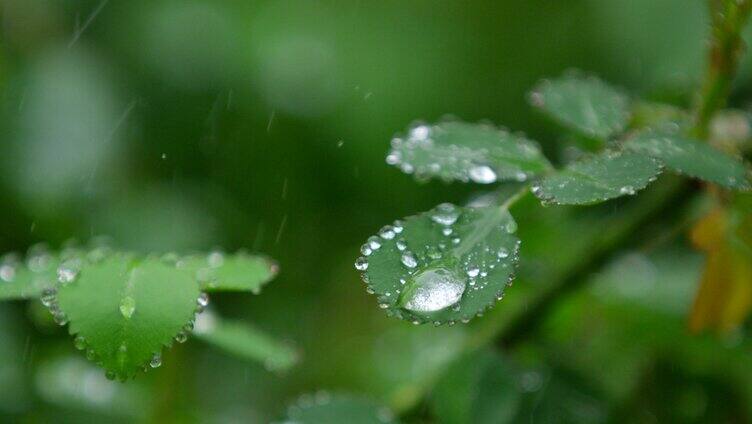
[399,266,466,313]
[119,296,136,319]
[400,251,418,268]
[431,203,460,226]
[354,257,369,271]
[468,165,498,184]
[149,353,162,368]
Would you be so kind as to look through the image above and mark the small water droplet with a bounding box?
[442,227,453,236]
[74,335,86,350]
[197,293,209,312]
[468,165,497,184]
[40,288,57,307]
[431,203,460,226]
[56,264,79,285]
[207,251,224,267]
[174,331,188,344]
[400,251,418,268]
[379,226,396,240]
[105,371,116,380]
[119,296,136,319]
[396,239,407,251]
[150,353,162,368]
[355,257,369,271]
[619,185,635,195]
[466,267,480,278]
[360,244,373,256]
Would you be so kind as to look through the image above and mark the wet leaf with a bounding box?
[532,151,663,205]
[356,201,520,325]
[178,251,278,293]
[386,120,551,184]
[625,127,752,190]
[55,254,200,380]
[192,310,298,371]
[530,73,630,139]
[283,393,398,424]
[689,195,752,333]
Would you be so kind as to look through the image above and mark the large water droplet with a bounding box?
[399,266,466,313]
[119,296,136,319]
[431,203,460,226]
[468,165,497,184]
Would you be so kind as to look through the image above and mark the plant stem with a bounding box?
[693,0,752,138]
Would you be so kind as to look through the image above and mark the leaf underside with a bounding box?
[625,128,752,190]
[532,151,663,205]
[178,252,278,293]
[357,202,520,325]
[530,73,630,139]
[387,120,551,184]
[285,393,397,424]
[56,255,200,380]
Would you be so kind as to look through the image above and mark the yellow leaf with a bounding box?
[688,198,752,334]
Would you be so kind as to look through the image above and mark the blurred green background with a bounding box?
[1,0,752,422]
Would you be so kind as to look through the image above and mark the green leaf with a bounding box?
[431,350,521,424]
[177,251,278,293]
[625,128,752,190]
[193,310,298,371]
[284,393,398,424]
[54,254,200,380]
[532,151,663,205]
[530,73,630,139]
[386,120,551,184]
[356,202,520,325]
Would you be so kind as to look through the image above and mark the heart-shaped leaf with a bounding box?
[532,151,663,205]
[530,73,630,139]
[625,127,752,190]
[283,393,398,424]
[356,202,520,325]
[386,120,551,184]
[54,254,200,380]
[177,251,279,293]
[192,309,299,371]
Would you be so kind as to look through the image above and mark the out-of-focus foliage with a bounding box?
[1,0,752,422]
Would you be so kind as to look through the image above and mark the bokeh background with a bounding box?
[1,0,752,422]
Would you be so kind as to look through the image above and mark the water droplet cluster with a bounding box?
[355,203,520,325]
[386,120,548,184]
[531,150,662,205]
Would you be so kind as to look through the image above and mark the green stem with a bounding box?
[693,0,752,138]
